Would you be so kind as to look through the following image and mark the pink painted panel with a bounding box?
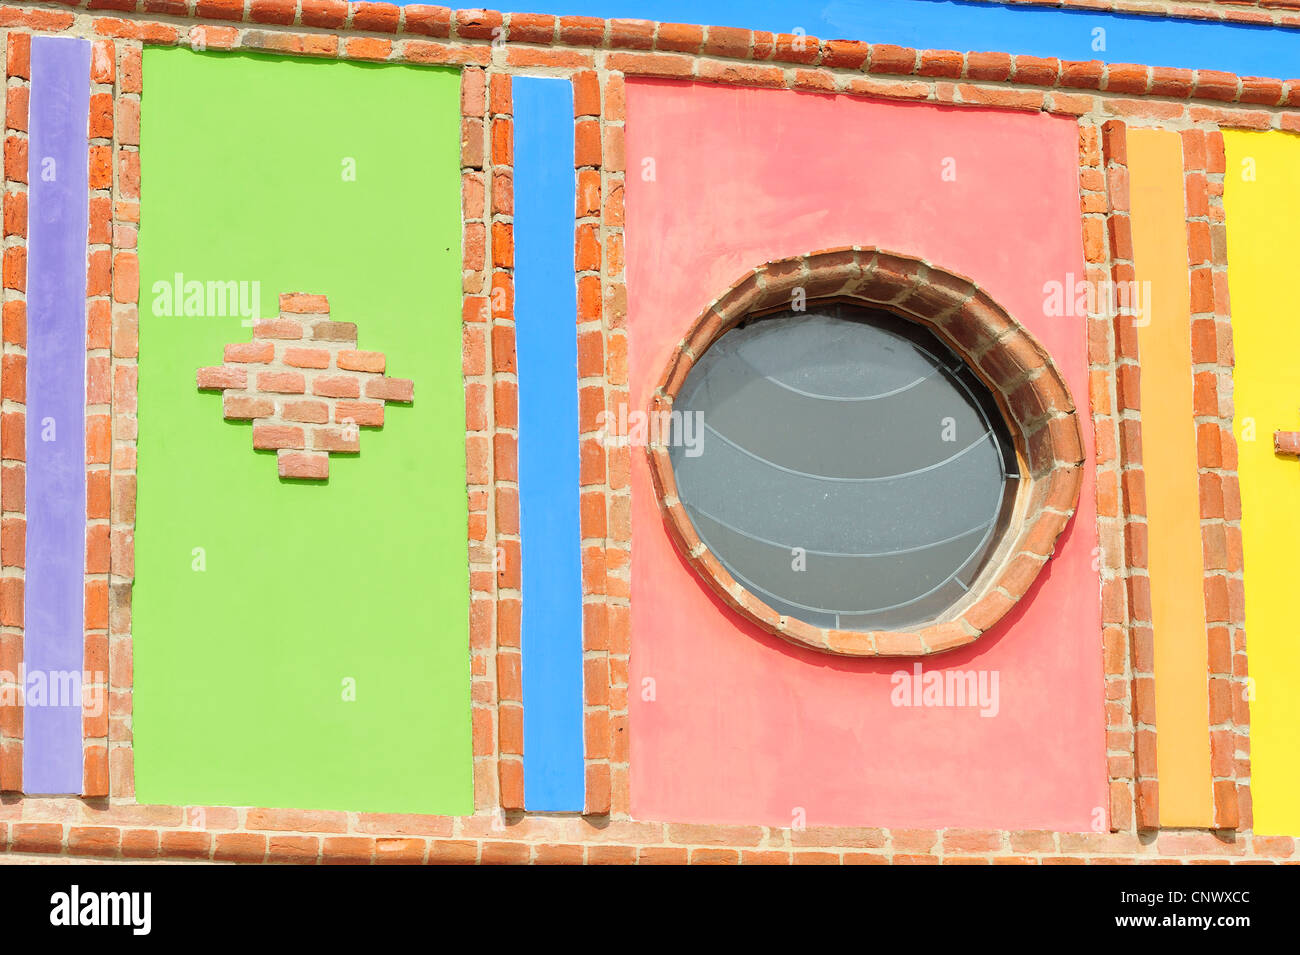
[626,80,1105,830]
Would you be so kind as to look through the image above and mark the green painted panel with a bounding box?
[134,49,472,814]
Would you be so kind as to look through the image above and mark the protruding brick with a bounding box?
[312,427,359,454]
[337,350,385,373]
[252,318,304,340]
[365,377,414,402]
[223,395,274,420]
[309,320,357,342]
[252,424,305,450]
[334,400,385,427]
[196,366,247,390]
[278,450,329,480]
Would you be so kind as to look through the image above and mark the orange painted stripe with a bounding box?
[1127,128,1213,827]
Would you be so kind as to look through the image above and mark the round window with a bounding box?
[647,247,1085,656]
[669,303,1018,633]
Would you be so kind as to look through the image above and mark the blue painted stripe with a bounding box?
[399,0,1300,79]
[24,36,91,795]
[515,76,585,812]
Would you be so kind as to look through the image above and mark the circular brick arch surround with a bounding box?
[646,247,1086,657]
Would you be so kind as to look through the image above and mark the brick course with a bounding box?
[0,28,26,794]
[1182,128,1250,831]
[1092,119,1151,830]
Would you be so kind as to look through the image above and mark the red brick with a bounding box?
[12,823,63,854]
[455,8,503,41]
[2,88,28,137]
[656,22,703,54]
[1149,66,1195,98]
[68,826,119,858]
[120,829,159,858]
[507,12,556,44]
[352,2,400,32]
[249,0,296,25]
[284,347,331,369]
[309,321,356,342]
[3,191,25,239]
[558,15,604,47]
[322,836,375,864]
[253,318,304,340]
[334,400,385,427]
[300,0,348,29]
[957,85,1045,111]
[252,424,305,450]
[609,18,654,50]
[918,49,963,78]
[690,848,740,865]
[224,341,274,364]
[1011,55,1060,86]
[197,366,246,391]
[344,37,392,62]
[194,0,243,20]
[311,427,359,454]
[489,74,511,116]
[770,32,820,65]
[278,451,328,480]
[1194,70,1240,102]
[268,835,320,864]
[365,377,414,402]
[868,44,917,75]
[966,50,1011,82]
[159,830,211,860]
[313,375,360,399]
[281,399,329,424]
[481,841,530,864]
[256,372,306,394]
[6,33,29,80]
[4,136,27,186]
[1106,63,1150,94]
[404,5,453,38]
[375,837,427,864]
[535,843,584,864]
[1059,59,1104,89]
[215,833,268,863]
[1238,75,1284,105]
[280,293,330,315]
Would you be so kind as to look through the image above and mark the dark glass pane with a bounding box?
[669,303,1018,632]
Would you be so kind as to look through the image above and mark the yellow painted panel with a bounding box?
[1128,128,1214,827]
[1223,130,1300,835]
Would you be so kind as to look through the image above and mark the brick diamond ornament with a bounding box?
[196,293,414,480]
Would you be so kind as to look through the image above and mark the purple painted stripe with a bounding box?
[23,36,90,795]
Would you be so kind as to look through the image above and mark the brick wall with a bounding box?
[107,35,138,801]
[0,28,26,794]
[1093,119,1151,830]
[0,0,1296,863]
[1182,129,1250,830]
